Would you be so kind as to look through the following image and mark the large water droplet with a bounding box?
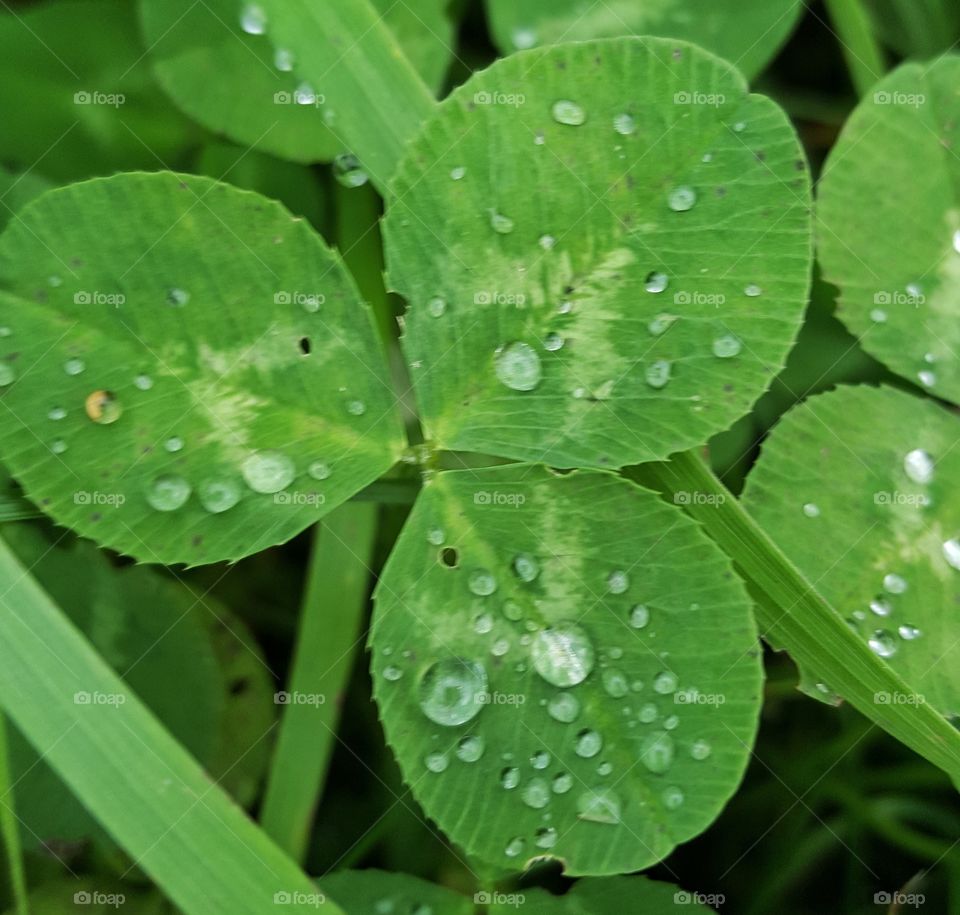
[239,3,267,34]
[197,478,241,514]
[576,788,621,824]
[64,358,85,376]
[308,461,331,481]
[535,826,558,849]
[512,553,540,582]
[333,154,369,188]
[521,777,550,809]
[868,629,897,659]
[904,449,934,485]
[531,623,595,687]
[501,767,520,789]
[645,359,672,389]
[85,390,122,424]
[456,735,485,763]
[242,451,295,493]
[450,166,466,181]
[898,624,922,640]
[744,283,763,298]
[803,503,820,518]
[712,335,741,358]
[869,597,893,617]
[164,436,184,453]
[883,573,908,594]
[473,612,493,634]
[547,691,580,723]
[48,406,66,421]
[613,113,636,136]
[274,47,294,71]
[690,738,712,760]
[418,658,488,726]
[425,751,449,773]
[50,439,67,455]
[468,568,497,596]
[653,671,678,695]
[629,604,650,629]
[530,750,550,769]
[504,836,526,858]
[639,731,675,774]
[607,570,629,594]
[551,99,586,126]
[644,271,669,294]
[146,475,191,512]
[427,296,446,318]
[575,729,603,758]
[552,772,573,794]
[667,186,697,212]
[543,332,564,352]
[602,669,629,698]
[495,342,542,392]
[638,703,657,724]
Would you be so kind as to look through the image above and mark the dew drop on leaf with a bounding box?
[273,47,294,71]
[535,826,558,849]
[607,570,629,594]
[346,399,367,416]
[146,475,191,512]
[383,665,403,682]
[662,786,684,810]
[538,234,556,250]
[602,669,629,699]
[0,364,15,386]
[898,624,922,640]
[868,629,897,659]
[501,767,520,789]
[613,113,637,136]
[869,597,892,617]
[639,731,675,774]
[241,450,295,493]
[48,406,66,421]
[426,527,445,546]
[50,439,67,455]
[543,332,564,352]
[530,623,595,687]
[512,553,540,582]
[418,658,488,726]
[644,271,668,294]
[690,738,712,760]
[904,449,934,484]
[473,612,493,634]
[551,99,586,126]
[530,750,550,769]
[883,573,908,594]
[547,691,580,723]
[489,210,515,234]
[552,772,573,794]
[308,461,331,481]
[456,735,485,763]
[576,787,621,823]
[64,358,85,376]
[239,3,267,34]
[166,287,190,307]
[918,369,937,388]
[521,777,550,808]
[744,283,763,297]
[667,186,697,212]
[802,503,820,518]
[648,313,676,336]
[942,539,960,571]
[574,729,603,758]
[425,751,449,773]
[502,599,523,621]
[197,478,241,514]
[645,359,672,389]
[504,836,526,858]
[333,154,369,189]
[427,296,446,318]
[468,568,497,596]
[450,166,466,181]
[629,604,650,629]
[134,373,153,391]
[712,334,742,358]
[164,436,184,453]
[652,671,678,695]
[494,342,542,392]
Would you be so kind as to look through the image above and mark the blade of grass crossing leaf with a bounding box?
[258,0,436,193]
[0,715,28,915]
[823,0,887,96]
[0,537,341,915]
[643,450,960,785]
[260,504,378,861]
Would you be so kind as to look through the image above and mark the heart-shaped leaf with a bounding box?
[0,173,404,565]
[384,37,813,468]
[817,57,960,404]
[484,0,804,79]
[743,384,960,717]
[370,465,762,874]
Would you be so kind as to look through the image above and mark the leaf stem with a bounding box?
[823,0,886,96]
[259,504,379,861]
[0,713,28,915]
[643,449,960,784]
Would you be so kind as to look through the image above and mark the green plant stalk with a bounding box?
[260,504,379,861]
[644,449,960,784]
[0,537,337,915]
[823,0,887,96]
[0,713,28,915]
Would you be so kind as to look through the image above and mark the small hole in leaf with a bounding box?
[299,337,311,355]
[440,547,459,568]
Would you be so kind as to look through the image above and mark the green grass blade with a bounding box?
[0,714,28,915]
[260,504,378,861]
[823,0,886,95]
[0,537,341,915]
[644,450,960,784]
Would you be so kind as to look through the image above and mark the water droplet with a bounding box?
[551,99,585,126]
[295,82,319,105]
[473,612,493,634]
[346,399,367,416]
[869,597,893,617]
[531,623,595,687]
[664,714,679,730]
[333,153,369,188]
[904,449,934,485]
[690,738,712,760]
[602,669,629,699]
[383,665,403,682]
[239,3,267,34]
[273,47,294,71]
[194,478,240,514]
[613,113,636,135]
[146,475,191,512]
[898,624,922,640]
[638,702,658,724]
[803,503,820,518]
[418,658,488,726]
[491,638,510,657]
[456,735,485,762]
[489,211,515,234]
[552,772,573,794]
[644,271,668,294]
[952,229,960,255]
[597,760,613,776]
[535,826,558,849]
[308,461,331,481]
[530,750,550,769]
[501,767,520,789]
[547,691,580,723]
[0,364,15,386]
[0,326,10,337]
[64,358,85,376]
[648,313,677,336]
[47,406,66,421]
[577,788,621,824]
[450,166,466,181]
[733,121,746,133]
[495,342,542,392]
[49,439,67,455]
[512,26,537,49]
[242,451,295,493]
[712,335,741,358]
[607,570,629,594]
[662,786,684,810]
[868,630,897,659]
[512,553,540,582]
[653,671,678,695]
[539,234,556,250]
[883,573,908,594]
[521,777,550,809]
[164,436,184,453]
[870,308,888,323]
[468,568,497,596]
[425,751,449,773]
[575,729,603,758]
[627,605,650,630]
[543,332,564,352]
[668,186,697,212]
[919,369,937,388]
[943,539,960,570]
[645,359,672,389]
[134,373,153,390]
[85,390,121,424]
[504,836,526,858]
[744,283,763,297]
[502,599,523,621]
[639,731,675,774]
[166,288,189,307]
[427,296,446,318]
